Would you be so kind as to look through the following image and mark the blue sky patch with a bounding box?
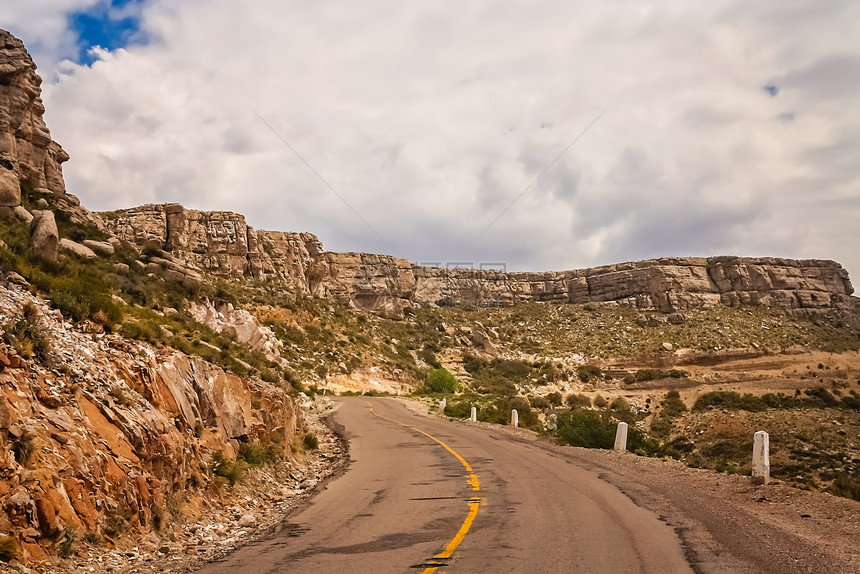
[762,83,780,97]
[68,0,146,65]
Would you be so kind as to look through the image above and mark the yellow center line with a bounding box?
[366,402,480,573]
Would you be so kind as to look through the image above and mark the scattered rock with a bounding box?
[237,514,256,528]
[662,342,674,351]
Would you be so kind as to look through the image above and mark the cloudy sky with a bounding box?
[2,1,859,279]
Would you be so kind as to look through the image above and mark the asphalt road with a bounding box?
[196,398,692,573]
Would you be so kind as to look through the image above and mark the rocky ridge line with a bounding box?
[101,203,855,319]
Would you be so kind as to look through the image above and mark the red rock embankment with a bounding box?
[0,281,303,564]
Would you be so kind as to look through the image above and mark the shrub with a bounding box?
[103,505,133,537]
[634,368,689,382]
[804,387,839,408]
[576,364,602,383]
[565,393,592,409]
[3,301,52,362]
[443,398,472,418]
[530,396,551,410]
[424,368,458,393]
[11,430,35,465]
[508,396,540,430]
[417,348,440,368]
[828,472,860,501]
[593,395,607,408]
[58,529,78,558]
[212,451,246,485]
[661,436,695,459]
[83,531,102,546]
[302,433,319,451]
[692,391,766,412]
[546,391,563,407]
[660,390,688,418]
[556,410,616,449]
[609,396,629,411]
[238,441,282,466]
[0,536,18,562]
[649,416,674,439]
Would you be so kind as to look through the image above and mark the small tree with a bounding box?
[424,368,458,393]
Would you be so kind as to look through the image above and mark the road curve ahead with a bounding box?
[196,398,692,573]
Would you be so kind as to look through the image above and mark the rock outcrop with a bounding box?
[101,204,855,317]
[0,281,304,563]
[187,299,284,362]
[102,204,323,291]
[0,30,68,209]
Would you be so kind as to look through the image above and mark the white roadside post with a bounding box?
[470,406,477,422]
[752,430,770,485]
[548,413,558,431]
[439,398,446,413]
[511,409,519,428]
[614,421,628,452]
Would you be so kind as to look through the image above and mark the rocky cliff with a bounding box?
[101,204,855,318]
[0,30,69,213]
[0,280,304,563]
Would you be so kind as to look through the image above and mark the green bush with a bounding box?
[660,390,688,418]
[565,393,592,409]
[58,529,78,558]
[212,451,246,485]
[576,364,602,383]
[556,410,617,448]
[546,391,563,407]
[424,368,458,393]
[827,472,860,501]
[634,368,689,382]
[238,441,282,466]
[302,433,319,451]
[530,395,551,410]
[692,391,766,412]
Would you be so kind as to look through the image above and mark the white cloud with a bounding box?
[10,0,860,280]
[0,0,100,70]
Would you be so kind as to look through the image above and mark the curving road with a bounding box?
[196,398,692,573]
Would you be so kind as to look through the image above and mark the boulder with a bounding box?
[59,238,96,259]
[0,168,19,207]
[29,210,58,261]
[82,239,115,256]
[13,205,32,223]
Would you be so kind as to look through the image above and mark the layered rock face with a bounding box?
[0,30,68,211]
[0,283,303,562]
[102,203,323,290]
[102,203,855,317]
[414,256,854,312]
